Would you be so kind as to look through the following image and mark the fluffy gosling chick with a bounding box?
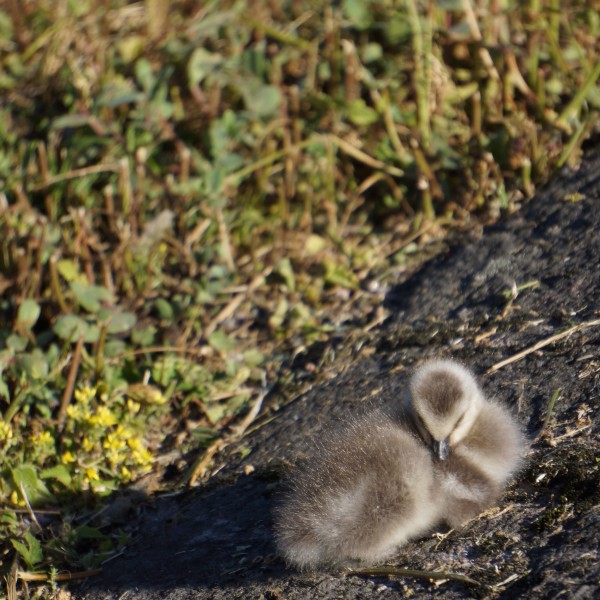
[274,359,525,569]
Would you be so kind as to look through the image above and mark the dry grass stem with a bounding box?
[57,335,85,432]
[346,566,483,587]
[17,569,102,582]
[486,319,600,374]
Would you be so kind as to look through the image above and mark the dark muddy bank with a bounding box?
[80,151,600,599]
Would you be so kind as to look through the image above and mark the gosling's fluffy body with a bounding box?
[275,419,437,568]
[274,359,525,569]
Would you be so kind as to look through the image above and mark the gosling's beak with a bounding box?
[433,439,450,461]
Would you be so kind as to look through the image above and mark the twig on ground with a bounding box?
[486,318,600,374]
[230,388,269,439]
[346,566,483,587]
[29,163,120,191]
[19,483,41,531]
[187,438,225,487]
[17,569,102,582]
[548,424,592,444]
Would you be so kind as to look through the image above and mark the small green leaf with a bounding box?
[243,349,264,367]
[204,402,228,424]
[152,355,178,387]
[51,114,93,130]
[274,257,295,292]
[103,339,127,357]
[6,334,28,352]
[2,511,18,527]
[269,298,288,330]
[324,259,359,289]
[134,57,155,92]
[70,282,114,313]
[0,378,9,400]
[347,99,378,126]
[188,48,222,85]
[343,0,373,30]
[41,465,72,487]
[14,352,49,380]
[117,34,146,63]
[131,325,156,347]
[362,42,382,63]
[241,82,281,118]
[96,74,138,104]
[11,464,54,506]
[98,309,137,334]
[56,259,82,282]
[17,299,41,330]
[11,531,43,568]
[155,298,174,321]
[305,234,327,256]
[53,315,99,343]
[207,330,236,354]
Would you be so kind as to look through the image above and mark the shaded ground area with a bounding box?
[80,151,600,599]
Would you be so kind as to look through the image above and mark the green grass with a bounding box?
[0,0,598,593]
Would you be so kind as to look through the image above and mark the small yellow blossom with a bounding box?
[103,430,127,453]
[127,436,143,452]
[82,437,94,452]
[87,405,117,427]
[121,465,132,480]
[85,467,100,481]
[131,446,153,467]
[0,420,13,442]
[61,450,76,464]
[74,385,97,405]
[11,490,25,507]
[31,430,54,445]
[66,404,84,421]
[127,400,141,414]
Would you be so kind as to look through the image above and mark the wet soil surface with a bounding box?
[80,151,600,599]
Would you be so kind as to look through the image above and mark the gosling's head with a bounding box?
[409,359,484,461]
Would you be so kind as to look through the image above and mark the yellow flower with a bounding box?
[66,404,84,421]
[103,430,126,452]
[31,430,53,445]
[120,465,132,480]
[87,405,117,427]
[0,420,13,442]
[131,446,153,467]
[74,385,97,405]
[127,400,141,414]
[61,450,76,464]
[11,490,25,507]
[82,437,94,452]
[85,467,100,481]
[127,436,143,451]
